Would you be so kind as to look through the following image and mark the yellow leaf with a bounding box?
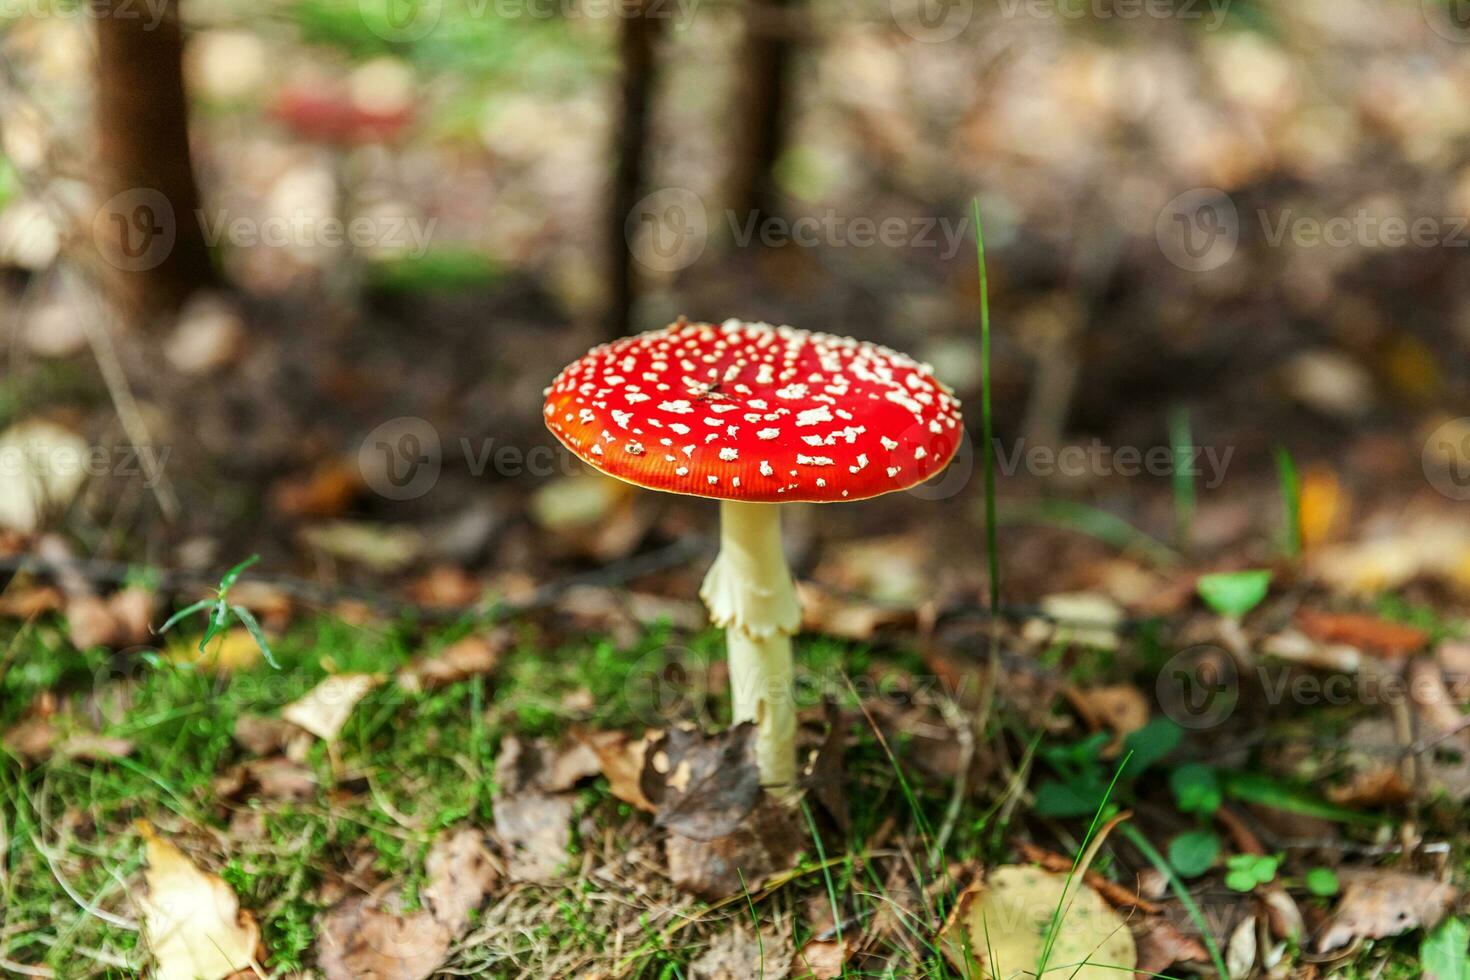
[940,866,1136,980]
[136,821,259,980]
[168,627,263,673]
[1298,465,1346,551]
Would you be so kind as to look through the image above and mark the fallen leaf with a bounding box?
[1326,766,1413,808]
[233,714,305,756]
[690,923,794,980]
[1225,914,1257,979]
[1132,918,1210,978]
[2,717,134,763]
[665,795,804,899]
[1299,465,1347,550]
[1295,609,1428,658]
[1012,841,1160,913]
[491,737,574,882]
[1261,628,1362,673]
[939,865,1137,980]
[1316,870,1458,952]
[213,758,317,801]
[281,674,381,741]
[136,821,260,980]
[0,582,64,618]
[794,936,853,978]
[270,457,362,518]
[168,627,265,673]
[1034,593,1125,650]
[642,724,763,841]
[582,729,656,812]
[299,521,424,573]
[317,826,499,980]
[1065,684,1149,747]
[420,827,501,934]
[67,587,155,649]
[396,632,506,693]
[0,419,89,533]
[404,565,483,608]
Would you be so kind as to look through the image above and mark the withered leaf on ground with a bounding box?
[317,826,500,980]
[939,866,1136,980]
[213,758,317,801]
[689,922,794,980]
[136,821,261,980]
[67,587,155,650]
[641,723,762,841]
[491,736,575,883]
[794,936,854,979]
[1316,870,1458,952]
[801,706,849,833]
[396,631,508,693]
[665,794,804,900]
[1132,917,1211,978]
[281,673,381,741]
[233,713,306,757]
[3,717,133,763]
[1295,609,1429,658]
[580,728,656,812]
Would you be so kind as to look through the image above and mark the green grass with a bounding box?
[0,603,1452,977]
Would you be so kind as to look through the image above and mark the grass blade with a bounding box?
[1273,446,1301,558]
[1169,406,1194,553]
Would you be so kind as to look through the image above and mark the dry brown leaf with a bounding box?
[491,737,574,882]
[213,758,317,801]
[1326,766,1413,807]
[281,673,380,741]
[1225,915,1257,979]
[1065,684,1149,744]
[396,632,506,693]
[3,717,133,763]
[665,796,804,900]
[269,457,363,518]
[794,937,854,978]
[0,583,63,619]
[642,724,762,841]
[404,565,483,608]
[1316,870,1458,952]
[233,714,305,756]
[939,866,1136,980]
[1295,609,1428,658]
[1132,918,1210,978]
[136,821,260,980]
[689,923,794,980]
[582,729,656,812]
[67,587,155,649]
[317,826,499,980]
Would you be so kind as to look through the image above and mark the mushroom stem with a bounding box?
[700,499,801,791]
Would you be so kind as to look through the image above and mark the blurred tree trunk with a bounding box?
[92,0,216,326]
[608,1,662,339]
[729,0,796,222]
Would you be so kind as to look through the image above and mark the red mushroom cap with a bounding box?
[543,319,964,503]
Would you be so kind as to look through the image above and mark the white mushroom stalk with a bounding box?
[699,500,801,790]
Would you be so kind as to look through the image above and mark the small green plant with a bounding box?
[1304,867,1340,897]
[1273,445,1302,558]
[156,555,279,668]
[1224,853,1280,892]
[1170,763,1222,815]
[1196,569,1272,619]
[1168,830,1221,878]
[1422,917,1469,980]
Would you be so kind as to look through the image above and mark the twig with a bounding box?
[928,695,974,868]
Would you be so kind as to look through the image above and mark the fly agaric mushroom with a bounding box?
[544,319,963,790]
